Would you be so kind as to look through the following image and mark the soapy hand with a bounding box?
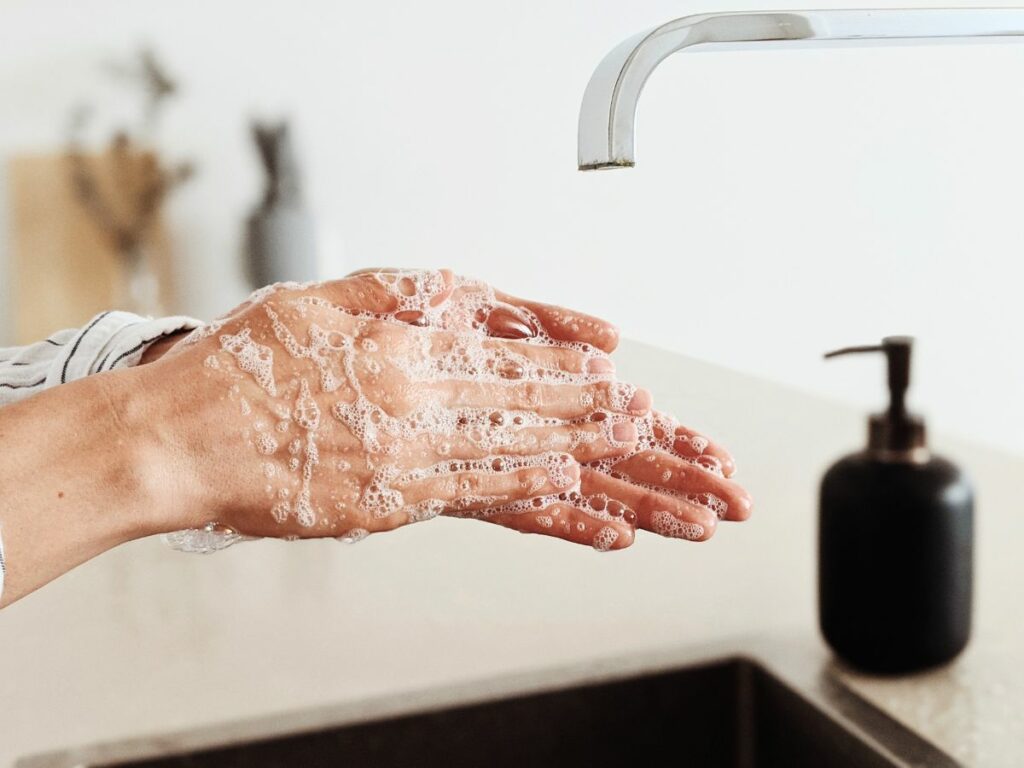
[149,276,647,544]
[149,270,751,550]
[336,270,752,543]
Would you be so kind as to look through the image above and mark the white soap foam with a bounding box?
[336,528,369,544]
[650,510,705,541]
[219,327,277,396]
[293,378,321,431]
[593,525,619,551]
[255,433,278,455]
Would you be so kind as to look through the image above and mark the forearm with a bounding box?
[0,370,182,607]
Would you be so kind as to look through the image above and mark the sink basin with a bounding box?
[68,657,955,768]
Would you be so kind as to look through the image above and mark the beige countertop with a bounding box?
[1,340,1021,766]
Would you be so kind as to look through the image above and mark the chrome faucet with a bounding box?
[578,8,1024,170]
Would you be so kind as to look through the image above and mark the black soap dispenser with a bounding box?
[819,337,973,673]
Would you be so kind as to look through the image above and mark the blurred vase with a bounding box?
[247,204,318,287]
[245,120,318,287]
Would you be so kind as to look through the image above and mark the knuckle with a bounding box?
[455,471,484,494]
[639,489,663,513]
[516,467,541,487]
[578,386,599,411]
[558,350,582,373]
[515,429,541,452]
[538,427,565,452]
[517,382,543,408]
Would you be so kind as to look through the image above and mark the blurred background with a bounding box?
[2,0,1022,454]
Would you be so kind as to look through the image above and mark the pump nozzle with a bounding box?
[824,336,926,457]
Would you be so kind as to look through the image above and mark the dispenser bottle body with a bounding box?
[819,453,973,673]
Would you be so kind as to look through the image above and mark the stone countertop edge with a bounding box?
[16,634,960,768]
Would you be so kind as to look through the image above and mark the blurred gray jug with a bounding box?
[245,120,318,286]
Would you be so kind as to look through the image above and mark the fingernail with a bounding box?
[496,359,525,380]
[627,388,652,413]
[687,451,723,476]
[586,357,615,374]
[394,309,427,326]
[611,421,637,443]
[486,306,537,339]
[547,456,579,489]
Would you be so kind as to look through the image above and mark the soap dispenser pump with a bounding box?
[819,337,973,673]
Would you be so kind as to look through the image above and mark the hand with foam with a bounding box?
[145,277,648,544]
[336,270,753,547]
[149,269,751,551]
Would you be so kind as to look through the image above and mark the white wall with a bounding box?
[3,0,1023,454]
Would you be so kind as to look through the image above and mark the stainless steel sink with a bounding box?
[32,657,956,768]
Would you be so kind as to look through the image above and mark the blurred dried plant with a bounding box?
[65,49,194,310]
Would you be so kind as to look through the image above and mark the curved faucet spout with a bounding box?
[578,8,1024,170]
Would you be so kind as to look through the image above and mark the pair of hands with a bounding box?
[143,269,751,552]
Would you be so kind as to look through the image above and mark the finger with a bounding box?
[479,338,616,379]
[342,272,540,340]
[327,271,621,354]
[610,451,752,522]
[437,380,652,419]
[633,411,736,478]
[462,501,636,551]
[311,270,456,320]
[669,425,736,478]
[397,454,581,513]
[425,418,639,463]
[581,469,718,541]
[492,290,620,353]
[424,332,613,383]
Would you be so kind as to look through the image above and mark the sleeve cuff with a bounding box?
[45,312,203,387]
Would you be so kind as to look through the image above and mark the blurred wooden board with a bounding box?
[7,152,174,344]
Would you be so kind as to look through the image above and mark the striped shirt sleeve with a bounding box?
[0,311,201,407]
[0,311,202,603]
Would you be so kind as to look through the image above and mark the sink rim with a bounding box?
[16,641,963,768]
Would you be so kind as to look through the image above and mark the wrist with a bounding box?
[0,368,195,605]
[94,365,204,537]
